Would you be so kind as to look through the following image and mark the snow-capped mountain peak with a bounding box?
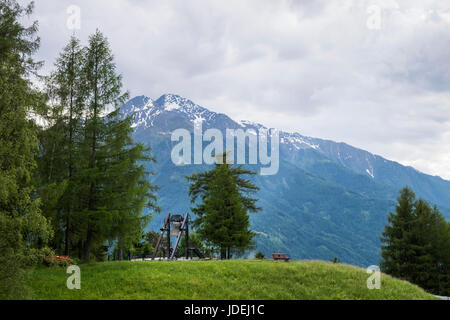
[122,94,224,128]
[155,94,194,111]
[121,94,321,152]
[120,94,450,209]
[121,95,154,114]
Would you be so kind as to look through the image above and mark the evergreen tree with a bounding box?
[436,219,450,295]
[104,110,159,260]
[53,36,85,255]
[187,156,260,259]
[380,186,416,278]
[36,83,67,252]
[37,36,85,255]
[78,30,130,260]
[37,30,158,261]
[409,200,438,292]
[380,186,450,295]
[0,0,52,298]
[255,251,265,259]
[413,203,450,295]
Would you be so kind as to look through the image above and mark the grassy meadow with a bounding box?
[28,260,437,300]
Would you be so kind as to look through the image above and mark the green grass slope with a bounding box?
[29,260,436,300]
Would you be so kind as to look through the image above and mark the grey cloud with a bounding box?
[26,0,450,179]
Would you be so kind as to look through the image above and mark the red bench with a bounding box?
[272,253,290,262]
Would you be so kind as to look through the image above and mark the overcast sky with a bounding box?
[26,0,450,179]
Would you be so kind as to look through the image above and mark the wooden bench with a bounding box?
[272,253,290,262]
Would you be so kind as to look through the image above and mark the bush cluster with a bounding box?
[44,255,73,267]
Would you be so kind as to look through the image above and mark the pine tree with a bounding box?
[0,0,52,298]
[36,30,158,261]
[380,187,450,295]
[103,110,159,260]
[380,186,416,278]
[187,156,260,259]
[78,30,130,260]
[408,200,439,292]
[36,84,67,252]
[436,219,450,295]
[66,30,159,261]
[54,36,85,255]
[255,251,265,259]
[412,203,450,295]
[37,36,85,255]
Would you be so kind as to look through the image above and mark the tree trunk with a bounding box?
[84,230,92,261]
[64,212,70,255]
[85,58,98,262]
[65,72,74,256]
[78,240,82,259]
[118,237,124,261]
[48,138,56,182]
[220,247,226,260]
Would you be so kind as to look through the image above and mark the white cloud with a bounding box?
[27,0,450,179]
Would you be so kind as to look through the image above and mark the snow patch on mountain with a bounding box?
[280,133,320,150]
[121,94,324,154]
[366,168,375,179]
[164,102,181,111]
[119,93,450,211]
[238,119,265,129]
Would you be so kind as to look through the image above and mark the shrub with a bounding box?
[44,255,73,267]
[331,257,340,264]
[255,251,265,260]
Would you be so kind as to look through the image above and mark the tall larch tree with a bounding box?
[80,30,129,260]
[103,109,159,260]
[187,154,260,259]
[37,36,85,255]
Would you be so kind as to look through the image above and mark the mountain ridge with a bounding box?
[119,93,450,266]
[123,93,450,206]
